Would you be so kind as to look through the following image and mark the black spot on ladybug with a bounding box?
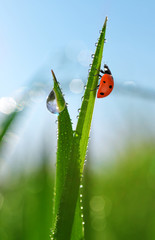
[100,92,104,95]
[103,81,106,83]
[109,85,112,89]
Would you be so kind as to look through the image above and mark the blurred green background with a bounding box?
[1,0,155,239]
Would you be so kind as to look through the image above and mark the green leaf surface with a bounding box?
[51,72,84,240]
[0,111,19,152]
[76,17,108,171]
[54,107,73,218]
[52,17,107,240]
[53,135,81,240]
[50,71,73,219]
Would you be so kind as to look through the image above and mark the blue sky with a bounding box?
[1,0,155,94]
[1,0,155,165]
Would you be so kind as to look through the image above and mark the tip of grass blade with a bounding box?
[102,16,108,31]
[51,70,57,84]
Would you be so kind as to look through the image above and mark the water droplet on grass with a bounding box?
[46,89,65,114]
[81,96,84,101]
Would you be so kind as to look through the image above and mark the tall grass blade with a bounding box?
[52,17,108,240]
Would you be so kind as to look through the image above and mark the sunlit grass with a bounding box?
[1,141,155,240]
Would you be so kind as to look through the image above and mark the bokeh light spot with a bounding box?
[69,79,84,94]
[90,195,105,212]
[0,97,17,114]
[77,49,92,67]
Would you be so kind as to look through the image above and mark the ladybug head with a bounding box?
[104,64,112,75]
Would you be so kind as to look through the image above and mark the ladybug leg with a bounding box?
[95,68,105,75]
[93,73,102,78]
[90,85,100,91]
[99,69,105,74]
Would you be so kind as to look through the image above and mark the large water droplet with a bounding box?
[46,89,65,114]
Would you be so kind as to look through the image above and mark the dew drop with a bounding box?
[82,221,85,225]
[104,39,107,43]
[99,30,102,34]
[80,194,83,197]
[81,206,83,210]
[81,96,84,101]
[89,63,92,67]
[46,89,65,114]
[55,119,58,124]
[84,85,87,90]
[81,214,84,218]
[76,115,79,119]
[78,108,81,113]
[91,54,95,58]
[95,42,98,46]
[80,184,83,188]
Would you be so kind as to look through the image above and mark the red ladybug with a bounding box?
[95,64,114,98]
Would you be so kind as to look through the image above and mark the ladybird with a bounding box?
[95,64,114,98]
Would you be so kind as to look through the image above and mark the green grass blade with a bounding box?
[76,17,108,171]
[0,112,17,142]
[53,136,81,240]
[50,71,84,239]
[71,196,84,240]
[56,110,84,240]
[0,111,20,153]
[52,17,108,240]
[49,71,81,232]
[53,107,73,218]
[49,73,83,240]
